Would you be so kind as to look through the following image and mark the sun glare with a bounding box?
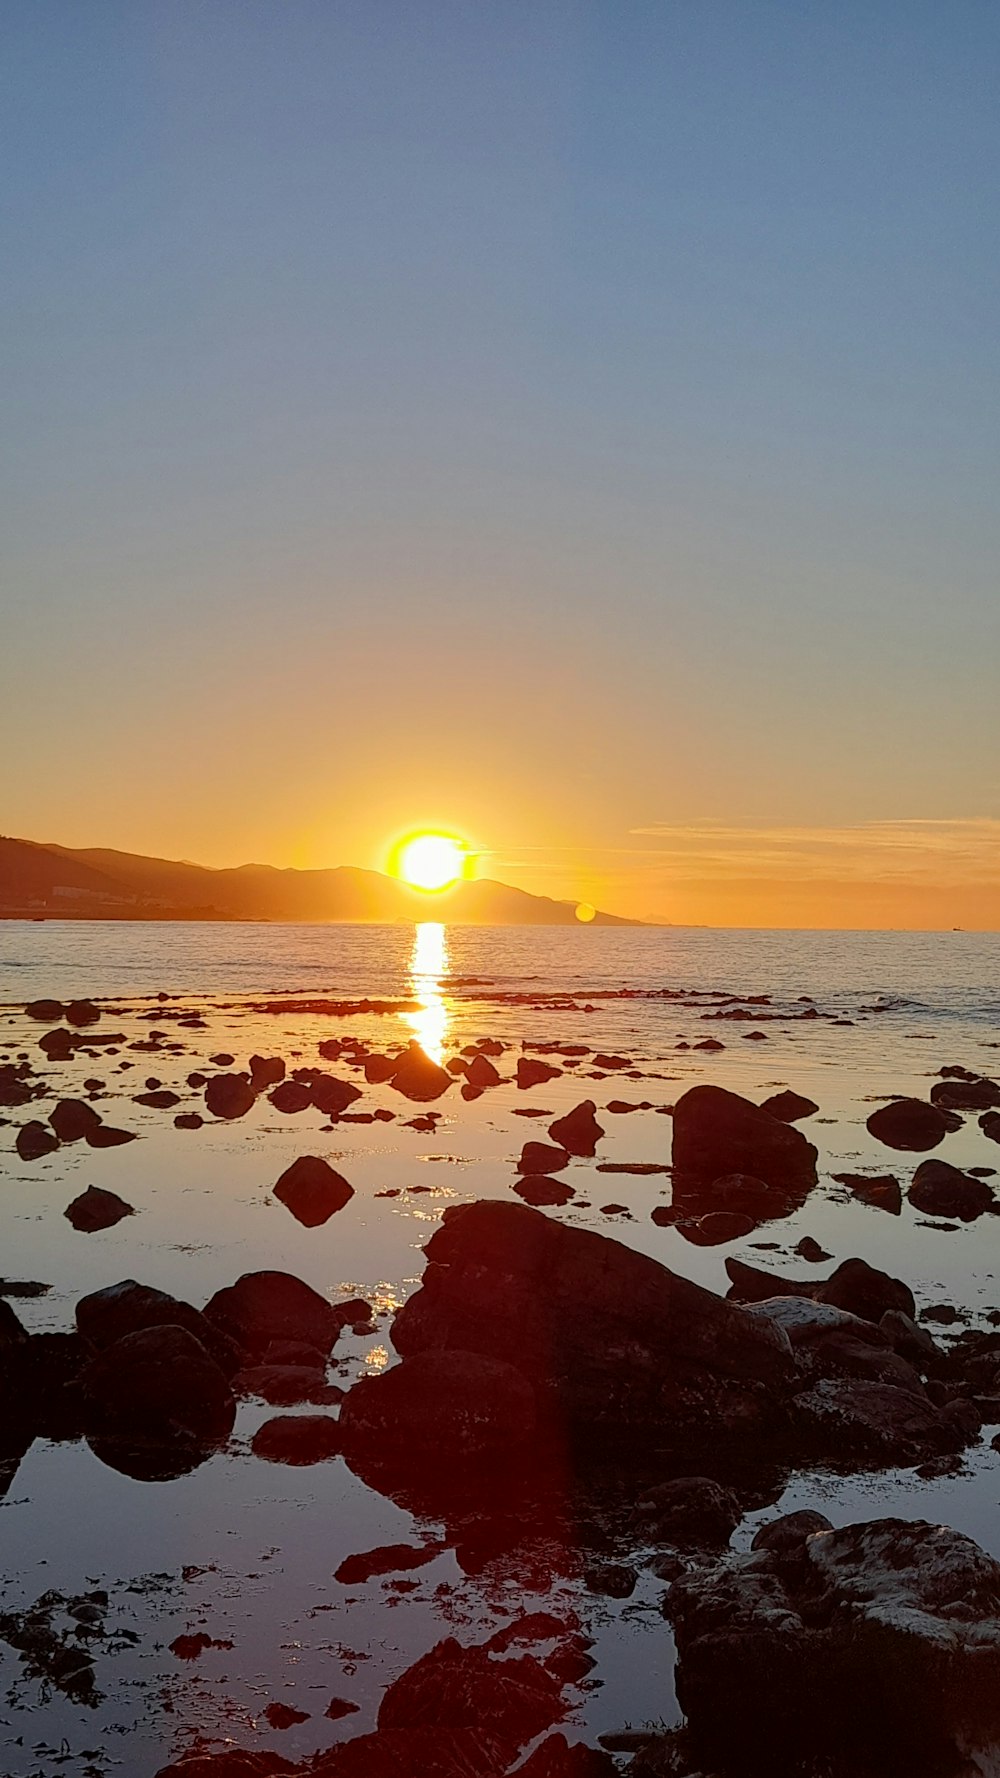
[396,832,467,893]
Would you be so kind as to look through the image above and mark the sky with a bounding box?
[2,1,998,927]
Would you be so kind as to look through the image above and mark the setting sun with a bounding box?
[395,832,468,892]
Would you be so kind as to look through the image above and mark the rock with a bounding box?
[515,1176,576,1207]
[750,1508,832,1551]
[795,1236,831,1262]
[832,1171,903,1213]
[516,1736,618,1776]
[235,1364,335,1406]
[340,1350,537,1477]
[790,1378,972,1463]
[205,1073,256,1120]
[390,1201,794,1451]
[85,1124,136,1147]
[65,999,100,1027]
[519,1141,572,1175]
[759,1090,819,1121]
[982,1111,1000,1144]
[388,1043,453,1102]
[15,1120,59,1161]
[307,1072,364,1117]
[134,1089,180,1109]
[251,1414,341,1465]
[83,1325,235,1452]
[745,1296,887,1346]
[880,1309,942,1367]
[819,1256,916,1323]
[64,1187,134,1232]
[708,1173,793,1218]
[930,1075,1000,1112]
[466,1054,502,1088]
[49,1099,103,1142]
[334,1542,443,1584]
[633,1476,741,1548]
[264,1702,309,1728]
[672,1086,818,1190]
[203,1271,343,1359]
[76,1280,240,1376]
[249,1055,286,1092]
[866,1097,952,1152]
[907,1158,995,1221]
[25,999,64,1021]
[269,1081,313,1113]
[678,1210,755,1245]
[175,1112,203,1129]
[325,1698,360,1720]
[518,1057,562,1089]
[272,1156,354,1227]
[668,1517,1000,1777]
[548,1102,604,1157]
[374,1634,564,1764]
[154,1755,293,1778]
[584,1563,637,1598]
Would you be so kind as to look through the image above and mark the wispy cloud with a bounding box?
[623,819,1000,884]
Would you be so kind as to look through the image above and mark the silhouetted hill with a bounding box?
[0,837,638,925]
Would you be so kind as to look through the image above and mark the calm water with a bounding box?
[1,921,999,1776]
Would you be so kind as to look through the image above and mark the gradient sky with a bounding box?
[3,2,998,926]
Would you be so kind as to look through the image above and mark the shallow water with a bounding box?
[1,920,999,1775]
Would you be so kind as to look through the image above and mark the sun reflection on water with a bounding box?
[403,921,450,1064]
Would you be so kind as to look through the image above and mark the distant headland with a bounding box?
[0,836,639,927]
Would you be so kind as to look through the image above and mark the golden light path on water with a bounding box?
[403,920,450,1063]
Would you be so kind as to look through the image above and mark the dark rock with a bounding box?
[249,1054,286,1092]
[515,1176,576,1207]
[584,1563,637,1598]
[908,1159,995,1221]
[325,1698,360,1720]
[466,1054,502,1088]
[340,1350,537,1478]
[930,1075,1000,1112]
[334,1542,443,1584]
[307,1072,364,1117]
[251,1414,341,1465]
[388,1043,453,1102]
[264,1702,309,1728]
[85,1124,137,1147]
[268,1080,313,1113]
[677,1210,755,1245]
[516,1735,617,1776]
[204,1271,343,1359]
[154,1753,293,1778]
[65,999,100,1027]
[49,1099,103,1142]
[832,1171,903,1213]
[982,1111,1000,1144]
[519,1141,572,1175]
[518,1057,562,1089]
[709,1173,793,1219]
[668,1517,1000,1777]
[790,1378,971,1463]
[134,1089,180,1109]
[83,1325,235,1451]
[235,1364,335,1406]
[272,1155,354,1227]
[750,1508,832,1551]
[25,999,64,1021]
[205,1073,255,1120]
[76,1280,240,1377]
[634,1476,741,1548]
[175,1112,204,1129]
[15,1120,59,1161]
[672,1085,818,1190]
[819,1256,916,1323]
[866,1097,951,1152]
[64,1187,134,1232]
[759,1090,819,1121]
[795,1236,831,1262]
[548,1101,604,1157]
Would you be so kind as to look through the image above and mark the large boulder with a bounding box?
[726,1255,915,1323]
[930,1075,1000,1112]
[82,1325,235,1452]
[672,1086,818,1190]
[76,1280,240,1376]
[668,1517,1000,1777]
[908,1159,995,1221]
[867,1097,952,1152]
[203,1270,343,1359]
[389,1200,793,1449]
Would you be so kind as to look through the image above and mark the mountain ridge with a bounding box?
[0,836,640,926]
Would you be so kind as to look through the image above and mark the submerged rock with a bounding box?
[668,1516,1000,1777]
[759,1089,819,1122]
[672,1085,818,1191]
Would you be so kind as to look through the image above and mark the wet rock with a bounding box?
[982,1110,1000,1144]
[325,1698,360,1720]
[519,1141,572,1175]
[25,998,64,1021]
[880,1309,942,1367]
[668,1517,1000,1777]
[134,1089,180,1108]
[866,1097,952,1152]
[334,1542,443,1584]
[515,1176,576,1207]
[64,1186,135,1232]
[85,1123,137,1147]
[676,1210,755,1245]
[466,1054,502,1088]
[548,1101,604,1157]
[930,1075,1000,1112]
[65,999,100,1027]
[77,1280,240,1377]
[750,1507,832,1551]
[390,1200,794,1452]
[154,1755,293,1777]
[790,1378,973,1463]
[204,1270,344,1359]
[251,1414,341,1465]
[49,1098,103,1142]
[517,1736,618,1776]
[83,1325,235,1453]
[263,1701,310,1728]
[708,1172,793,1219]
[518,1057,562,1089]
[205,1072,255,1119]
[249,1054,286,1092]
[306,1072,364,1117]
[907,1158,995,1221]
[175,1111,204,1129]
[237,1364,340,1406]
[363,1052,399,1084]
[759,1089,819,1122]
[15,1120,59,1161]
[388,1043,453,1102]
[584,1562,637,1598]
[340,1350,537,1479]
[268,1080,313,1113]
[634,1476,741,1548]
[795,1235,831,1261]
[726,1255,915,1323]
[672,1086,818,1191]
[272,1155,354,1227]
[832,1171,903,1213]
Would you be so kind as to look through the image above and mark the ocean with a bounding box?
[1,919,999,1775]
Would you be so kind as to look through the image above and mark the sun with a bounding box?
[395,832,468,893]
